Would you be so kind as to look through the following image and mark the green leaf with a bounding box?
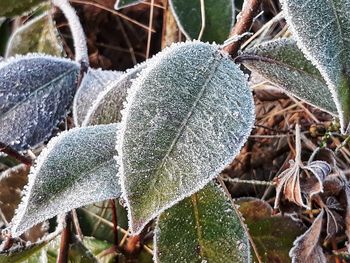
[5,12,64,57]
[0,241,48,263]
[83,64,146,126]
[281,0,350,132]
[10,124,121,237]
[118,41,254,234]
[114,0,142,10]
[237,38,337,115]
[169,0,234,43]
[0,0,44,17]
[237,198,306,263]
[154,182,251,263]
[73,68,123,127]
[0,54,79,151]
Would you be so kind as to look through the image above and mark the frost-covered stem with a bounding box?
[52,0,89,67]
[218,177,263,263]
[295,123,302,165]
[222,176,274,186]
[223,0,261,57]
[57,213,71,263]
[0,142,33,166]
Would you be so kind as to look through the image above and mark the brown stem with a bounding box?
[223,0,262,57]
[110,199,119,262]
[0,142,33,166]
[57,213,72,263]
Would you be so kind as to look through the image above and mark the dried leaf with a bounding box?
[118,41,254,234]
[281,0,350,132]
[10,124,121,237]
[289,209,326,263]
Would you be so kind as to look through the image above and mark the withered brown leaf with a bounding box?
[289,209,326,263]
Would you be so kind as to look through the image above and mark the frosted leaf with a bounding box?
[281,0,350,132]
[73,68,123,126]
[238,38,337,115]
[0,54,79,151]
[169,0,235,43]
[114,0,142,9]
[289,209,327,263]
[10,124,121,237]
[5,12,64,57]
[83,64,146,126]
[154,182,251,263]
[118,41,255,234]
[0,0,43,17]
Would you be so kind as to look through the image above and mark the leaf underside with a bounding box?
[114,0,142,10]
[73,68,122,126]
[0,54,79,151]
[5,12,64,57]
[154,182,251,263]
[10,124,121,237]
[282,0,350,132]
[82,66,144,126]
[239,38,337,115]
[0,0,43,17]
[169,0,234,43]
[119,41,254,234]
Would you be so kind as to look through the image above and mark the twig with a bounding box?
[71,209,83,241]
[146,0,155,59]
[221,176,274,186]
[223,0,262,57]
[57,212,72,263]
[109,199,119,261]
[0,142,33,166]
[197,0,205,40]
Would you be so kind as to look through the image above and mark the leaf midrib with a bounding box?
[1,66,77,119]
[156,52,222,172]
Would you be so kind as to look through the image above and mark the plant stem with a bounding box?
[109,199,119,261]
[57,212,71,263]
[52,0,89,68]
[223,0,262,57]
[0,142,33,166]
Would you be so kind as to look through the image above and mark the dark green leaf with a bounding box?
[0,0,44,17]
[282,0,350,132]
[10,124,121,237]
[114,0,142,10]
[238,38,337,115]
[5,12,64,57]
[169,0,234,43]
[118,41,254,234]
[0,54,79,151]
[154,182,251,263]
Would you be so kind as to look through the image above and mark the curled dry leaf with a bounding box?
[274,147,331,209]
[289,209,326,263]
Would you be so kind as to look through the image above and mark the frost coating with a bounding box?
[0,54,79,151]
[73,68,122,126]
[118,41,255,234]
[281,0,350,132]
[154,182,251,263]
[10,124,121,237]
[5,12,64,57]
[238,38,337,115]
[169,0,235,43]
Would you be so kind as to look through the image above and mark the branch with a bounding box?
[0,142,33,166]
[57,213,72,263]
[223,0,262,57]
